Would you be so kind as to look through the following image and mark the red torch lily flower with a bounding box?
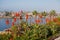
[39,15,43,18]
[15,12,20,17]
[12,22,14,26]
[35,19,41,24]
[46,18,50,23]
[13,17,16,22]
[26,14,29,21]
[53,18,58,22]
[20,15,22,20]
[6,19,9,25]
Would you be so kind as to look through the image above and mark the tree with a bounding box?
[41,11,47,17]
[50,10,56,16]
[49,10,56,21]
[32,10,38,15]
[5,11,11,16]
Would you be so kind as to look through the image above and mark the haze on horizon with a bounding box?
[0,0,60,12]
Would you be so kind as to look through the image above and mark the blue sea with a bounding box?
[0,17,46,31]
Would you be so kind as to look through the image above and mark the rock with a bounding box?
[55,37,60,40]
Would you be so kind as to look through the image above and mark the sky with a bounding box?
[0,0,60,12]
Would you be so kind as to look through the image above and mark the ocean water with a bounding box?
[0,18,12,31]
[0,17,46,31]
